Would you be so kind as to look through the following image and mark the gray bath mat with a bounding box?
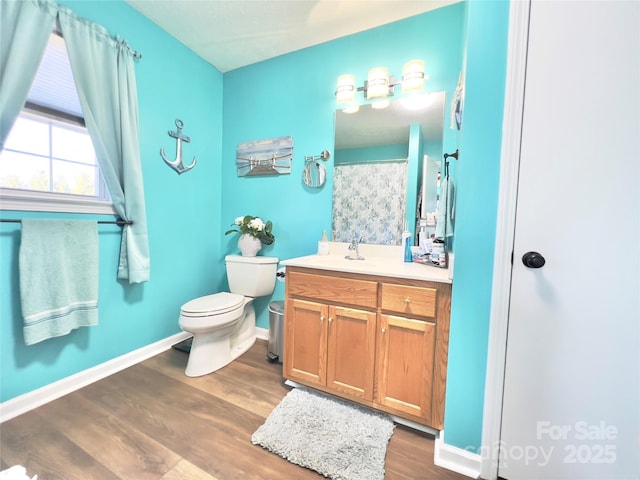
[251,387,395,480]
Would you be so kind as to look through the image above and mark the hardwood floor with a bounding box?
[0,339,469,480]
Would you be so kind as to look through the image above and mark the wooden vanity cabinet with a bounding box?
[283,266,451,430]
[284,299,327,387]
[284,271,377,401]
[375,283,440,426]
[326,305,376,400]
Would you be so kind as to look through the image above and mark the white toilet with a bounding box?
[178,254,279,377]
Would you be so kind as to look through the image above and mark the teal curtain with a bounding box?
[0,0,149,283]
[58,6,149,283]
[0,0,56,148]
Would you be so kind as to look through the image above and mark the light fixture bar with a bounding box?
[334,59,426,112]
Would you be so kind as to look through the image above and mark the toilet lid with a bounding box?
[181,292,245,316]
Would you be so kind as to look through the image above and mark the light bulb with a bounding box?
[336,74,356,104]
[402,59,425,94]
[367,67,389,100]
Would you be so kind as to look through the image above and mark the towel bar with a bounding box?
[0,218,132,227]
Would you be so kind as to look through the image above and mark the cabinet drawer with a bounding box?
[287,270,378,309]
[380,283,437,318]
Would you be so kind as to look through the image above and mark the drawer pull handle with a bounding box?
[404,298,411,304]
[381,327,386,334]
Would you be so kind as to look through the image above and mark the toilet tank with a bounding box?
[225,255,279,297]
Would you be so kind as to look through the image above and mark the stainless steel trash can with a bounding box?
[267,301,284,363]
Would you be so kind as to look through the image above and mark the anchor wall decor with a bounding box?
[160,119,197,175]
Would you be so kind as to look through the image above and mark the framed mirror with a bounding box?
[332,92,446,245]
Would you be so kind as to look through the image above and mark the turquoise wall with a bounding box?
[444,0,510,451]
[0,0,511,454]
[0,1,224,402]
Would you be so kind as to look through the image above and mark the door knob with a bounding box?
[522,251,546,269]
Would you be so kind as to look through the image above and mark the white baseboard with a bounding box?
[390,414,438,436]
[256,326,268,341]
[0,331,192,424]
[434,432,482,479]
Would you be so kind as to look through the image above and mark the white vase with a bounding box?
[238,234,262,257]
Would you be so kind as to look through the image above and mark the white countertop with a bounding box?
[281,242,453,284]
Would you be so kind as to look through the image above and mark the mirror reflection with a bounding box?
[303,161,327,188]
[332,92,446,245]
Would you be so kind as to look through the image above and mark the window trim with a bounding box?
[0,187,116,215]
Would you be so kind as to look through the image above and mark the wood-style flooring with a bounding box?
[0,339,470,480]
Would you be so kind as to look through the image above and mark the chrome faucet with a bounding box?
[346,237,365,260]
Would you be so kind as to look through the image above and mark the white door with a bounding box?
[499,2,639,479]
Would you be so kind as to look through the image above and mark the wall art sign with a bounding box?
[236,136,293,176]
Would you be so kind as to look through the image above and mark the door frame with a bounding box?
[480,1,531,479]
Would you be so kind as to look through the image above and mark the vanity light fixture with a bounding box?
[335,59,427,113]
[342,104,361,114]
[401,59,426,94]
[371,99,391,110]
[336,74,360,113]
[336,74,356,103]
[366,67,391,110]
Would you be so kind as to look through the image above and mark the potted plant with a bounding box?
[225,215,275,256]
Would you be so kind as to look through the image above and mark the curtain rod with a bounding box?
[0,219,132,227]
[53,23,141,59]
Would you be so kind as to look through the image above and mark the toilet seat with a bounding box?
[180,292,245,318]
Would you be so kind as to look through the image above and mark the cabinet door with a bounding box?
[375,313,435,421]
[326,306,376,401]
[283,298,327,387]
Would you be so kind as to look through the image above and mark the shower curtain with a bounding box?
[332,161,407,245]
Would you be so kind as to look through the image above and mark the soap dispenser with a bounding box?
[318,230,330,255]
[402,223,413,263]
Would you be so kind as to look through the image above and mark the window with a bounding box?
[0,32,114,214]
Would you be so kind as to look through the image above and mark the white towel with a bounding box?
[19,219,99,345]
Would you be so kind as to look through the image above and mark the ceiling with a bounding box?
[125,0,460,72]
